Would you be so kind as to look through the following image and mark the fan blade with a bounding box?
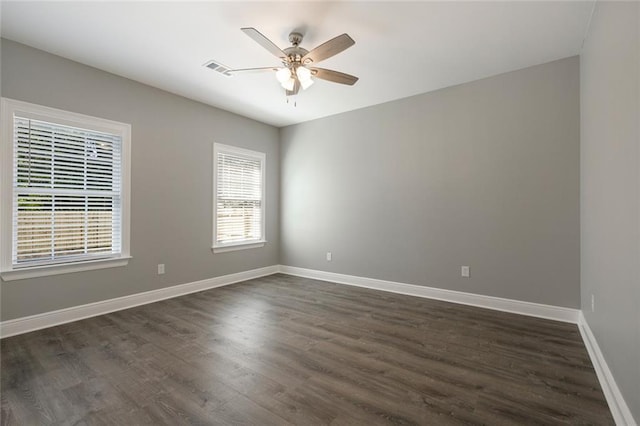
[241,27,287,60]
[302,34,355,65]
[227,67,279,74]
[310,68,359,85]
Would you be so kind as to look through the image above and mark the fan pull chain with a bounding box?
[285,96,297,107]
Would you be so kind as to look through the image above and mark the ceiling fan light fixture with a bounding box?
[299,77,314,90]
[282,77,296,91]
[296,66,311,82]
[296,66,314,90]
[275,67,292,84]
[238,27,357,97]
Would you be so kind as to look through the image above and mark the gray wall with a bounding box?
[580,1,640,421]
[0,39,280,321]
[280,57,580,308]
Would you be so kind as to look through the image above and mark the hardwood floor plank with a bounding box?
[1,274,613,424]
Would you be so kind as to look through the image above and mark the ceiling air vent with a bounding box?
[204,60,232,77]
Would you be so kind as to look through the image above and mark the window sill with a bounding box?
[1,256,131,281]
[212,241,266,253]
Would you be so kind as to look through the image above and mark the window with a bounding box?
[213,143,265,252]
[1,98,131,280]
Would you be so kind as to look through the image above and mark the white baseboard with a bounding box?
[578,312,637,426]
[0,263,581,334]
[0,265,279,338]
[278,265,580,324]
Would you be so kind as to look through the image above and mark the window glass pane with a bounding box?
[215,146,264,246]
[216,199,262,243]
[12,116,122,266]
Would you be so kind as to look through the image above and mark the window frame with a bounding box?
[0,98,131,281]
[212,143,266,253]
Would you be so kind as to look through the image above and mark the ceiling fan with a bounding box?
[229,27,359,97]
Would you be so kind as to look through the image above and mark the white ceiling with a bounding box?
[1,1,594,128]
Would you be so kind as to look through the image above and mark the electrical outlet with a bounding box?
[461,266,470,278]
[326,252,332,262]
[158,264,165,275]
[591,294,595,312]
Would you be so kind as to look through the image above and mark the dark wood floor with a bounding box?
[2,274,613,425]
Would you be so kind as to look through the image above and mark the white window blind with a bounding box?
[213,144,265,249]
[12,116,122,267]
